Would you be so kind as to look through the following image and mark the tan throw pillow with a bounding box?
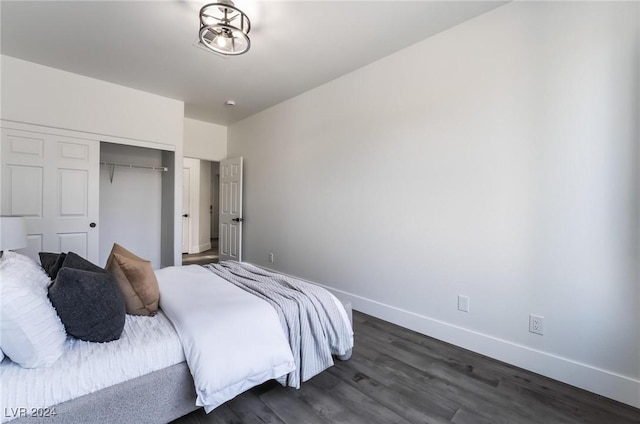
[105,243,159,316]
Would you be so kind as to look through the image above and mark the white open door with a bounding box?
[219,157,242,262]
[1,128,99,262]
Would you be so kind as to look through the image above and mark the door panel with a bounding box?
[231,181,239,214]
[219,157,242,262]
[220,222,229,257]
[58,142,89,160]
[58,233,87,257]
[7,165,43,216]
[6,133,44,158]
[23,234,43,261]
[230,224,239,259]
[1,129,99,263]
[59,169,88,216]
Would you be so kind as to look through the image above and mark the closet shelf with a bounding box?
[101,161,169,183]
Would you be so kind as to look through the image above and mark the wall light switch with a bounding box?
[458,295,470,313]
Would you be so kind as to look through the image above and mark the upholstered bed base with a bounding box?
[10,302,352,424]
[11,362,198,424]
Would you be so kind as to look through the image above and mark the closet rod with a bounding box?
[101,162,169,183]
[101,162,168,172]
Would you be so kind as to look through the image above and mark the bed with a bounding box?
[0,255,353,424]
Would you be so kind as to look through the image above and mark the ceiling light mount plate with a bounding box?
[199,0,251,56]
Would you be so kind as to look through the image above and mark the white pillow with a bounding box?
[0,252,66,368]
[1,250,35,263]
[0,251,51,288]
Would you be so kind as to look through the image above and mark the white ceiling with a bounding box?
[1,1,506,126]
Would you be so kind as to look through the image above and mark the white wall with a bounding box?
[228,2,640,407]
[2,56,183,147]
[99,143,162,268]
[184,118,227,161]
[1,55,185,265]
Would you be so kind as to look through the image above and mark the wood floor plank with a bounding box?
[357,318,614,424]
[351,343,533,424]
[198,404,243,424]
[171,408,205,424]
[357,311,640,423]
[306,369,342,391]
[259,385,332,424]
[358,316,501,388]
[308,377,413,424]
[328,357,455,424]
[496,378,640,424]
[173,310,640,424]
[285,380,375,424]
[351,312,367,324]
[450,408,495,424]
[365,337,586,424]
[348,345,461,417]
[225,390,286,424]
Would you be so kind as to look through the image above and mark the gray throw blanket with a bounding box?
[203,261,353,388]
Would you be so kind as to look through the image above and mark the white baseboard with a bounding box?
[256,264,640,408]
[320,285,640,409]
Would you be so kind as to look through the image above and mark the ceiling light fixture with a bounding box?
[199,1,251,56]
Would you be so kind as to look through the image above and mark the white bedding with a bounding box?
[0,310,184,423]
[156,265,296,413]
[1,263,349,421]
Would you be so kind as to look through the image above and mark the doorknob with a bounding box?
[232,218,243,222]
[183,214,189,218]
[89,222,96,228]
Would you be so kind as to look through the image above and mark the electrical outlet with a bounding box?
[529,314,544,335]
[268,253,274,263]
[457,295,470,313]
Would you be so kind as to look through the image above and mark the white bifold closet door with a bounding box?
[1,128,99,263]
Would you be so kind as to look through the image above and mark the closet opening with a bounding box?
[99,142,175,269]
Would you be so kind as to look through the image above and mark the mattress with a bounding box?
[0,310,184,423]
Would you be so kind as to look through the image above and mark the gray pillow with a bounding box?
[48,268,126,343]
[39,252,66,280]
[60,252,106,274]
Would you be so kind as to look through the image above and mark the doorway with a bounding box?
[181,158,220,265]
[182,167,190,254]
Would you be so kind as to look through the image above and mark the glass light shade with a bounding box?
[200,23,250,55]
[199,1,251,56]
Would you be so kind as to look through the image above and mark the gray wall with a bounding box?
[228,2,640,406]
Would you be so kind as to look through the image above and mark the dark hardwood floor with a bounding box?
[172,311,640,424]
